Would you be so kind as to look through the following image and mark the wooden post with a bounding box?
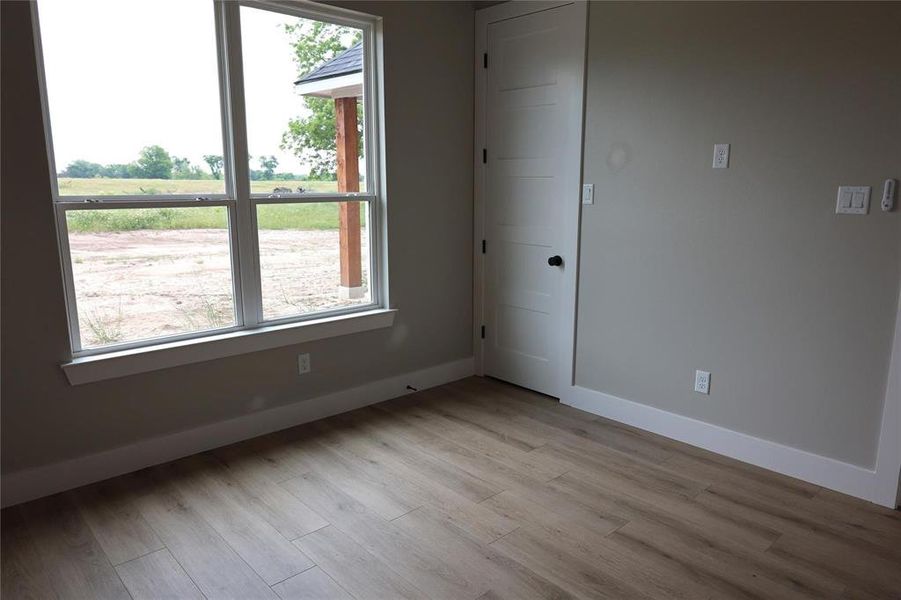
[335,96,362,298]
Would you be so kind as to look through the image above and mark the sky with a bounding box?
[37,0,353,176]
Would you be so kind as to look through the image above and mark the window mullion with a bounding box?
[364,23,386,310]
[218,0,263,327]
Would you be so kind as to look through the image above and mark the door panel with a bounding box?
[484,3,585,397]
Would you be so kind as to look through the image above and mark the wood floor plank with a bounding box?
[481,488,624,543]
[415,392,552,449]
[382,390,570,481]
[439,388,674,468]
[560,457,709,516]
[4,377,899,600]
[763,485,901,559]
[805,489,901,553]
[1,508,58,600]
[165,455,315,585]
[298,431,422,520]
[814,487,901,522]
[337,406,505,502]
[294,525,426,600]
[272,566,354,600]
[535,441,706,500]
[697,483,901,562]
[393,505,577,600]
[481,489,726,600]
[115,548,204,599]
[212,432,311,484]
[133,471,278,599]
[548,470,781,551]
[611,520,845,600]
[454,377,666,457]
[70,477,164,565]
[312,417,518,543]
[370,404,549,491]
[212,446,330,541]
[456,376,597,423]
[767,529,901,599]
[839,586,888,600]
[281,472,480,600]
[490,525,651,600]
[394,386,543,452]
[17,495,130,600]
[662,450,821,503]
[589,413,730,463]
[449,381,675,464]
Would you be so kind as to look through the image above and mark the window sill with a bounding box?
[61,308,397,385]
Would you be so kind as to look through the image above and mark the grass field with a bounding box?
[58,177,339,196]
[61,178,366,233]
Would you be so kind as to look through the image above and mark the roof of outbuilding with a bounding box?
[294,42,362,85]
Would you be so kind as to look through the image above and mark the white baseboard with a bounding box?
[562,385,895,508]
[1,357,474,508]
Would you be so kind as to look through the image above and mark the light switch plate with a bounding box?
[836,186,870,215]
[582,183,594,205]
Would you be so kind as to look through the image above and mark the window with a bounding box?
[34,0,384,356]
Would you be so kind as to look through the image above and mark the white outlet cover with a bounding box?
[712,144,730,169]
[694,370,711,394]
[298,353,311,374]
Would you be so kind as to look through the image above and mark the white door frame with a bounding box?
[473,0,588,396]
[873,288,901,507]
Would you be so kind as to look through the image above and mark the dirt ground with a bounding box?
[68,229,370,348]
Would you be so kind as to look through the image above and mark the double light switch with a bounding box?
[835,186,870,215]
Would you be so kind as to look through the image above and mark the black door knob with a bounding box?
[547,255,563,267]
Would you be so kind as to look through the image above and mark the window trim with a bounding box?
[31,0,389,363]
[62,308,397,385]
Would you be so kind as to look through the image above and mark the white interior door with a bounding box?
[482,2,586,397]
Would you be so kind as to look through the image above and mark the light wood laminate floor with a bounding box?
[3,377,900,599]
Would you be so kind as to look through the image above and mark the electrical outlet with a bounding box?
[297,353,311,375]
[712,144,730,169]
[694,370,710,394]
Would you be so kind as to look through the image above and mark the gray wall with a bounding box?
[0,0,473,474]
[576,1,900,467]
[4,0,898,480]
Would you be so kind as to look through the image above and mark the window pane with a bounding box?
[257,202,371,320]
[38,0,225,196]
[240,7,367,194]
[66,207,236,349]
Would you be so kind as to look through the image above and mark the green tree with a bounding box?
[203,154,224,180]
[281,22,362,179]
[61,160,103,178]
[259,155,278,179]
[134,145,173,179]
[172,156,207,180]
[172,156,190,175]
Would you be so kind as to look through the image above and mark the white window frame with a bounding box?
[32,0,391,372]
